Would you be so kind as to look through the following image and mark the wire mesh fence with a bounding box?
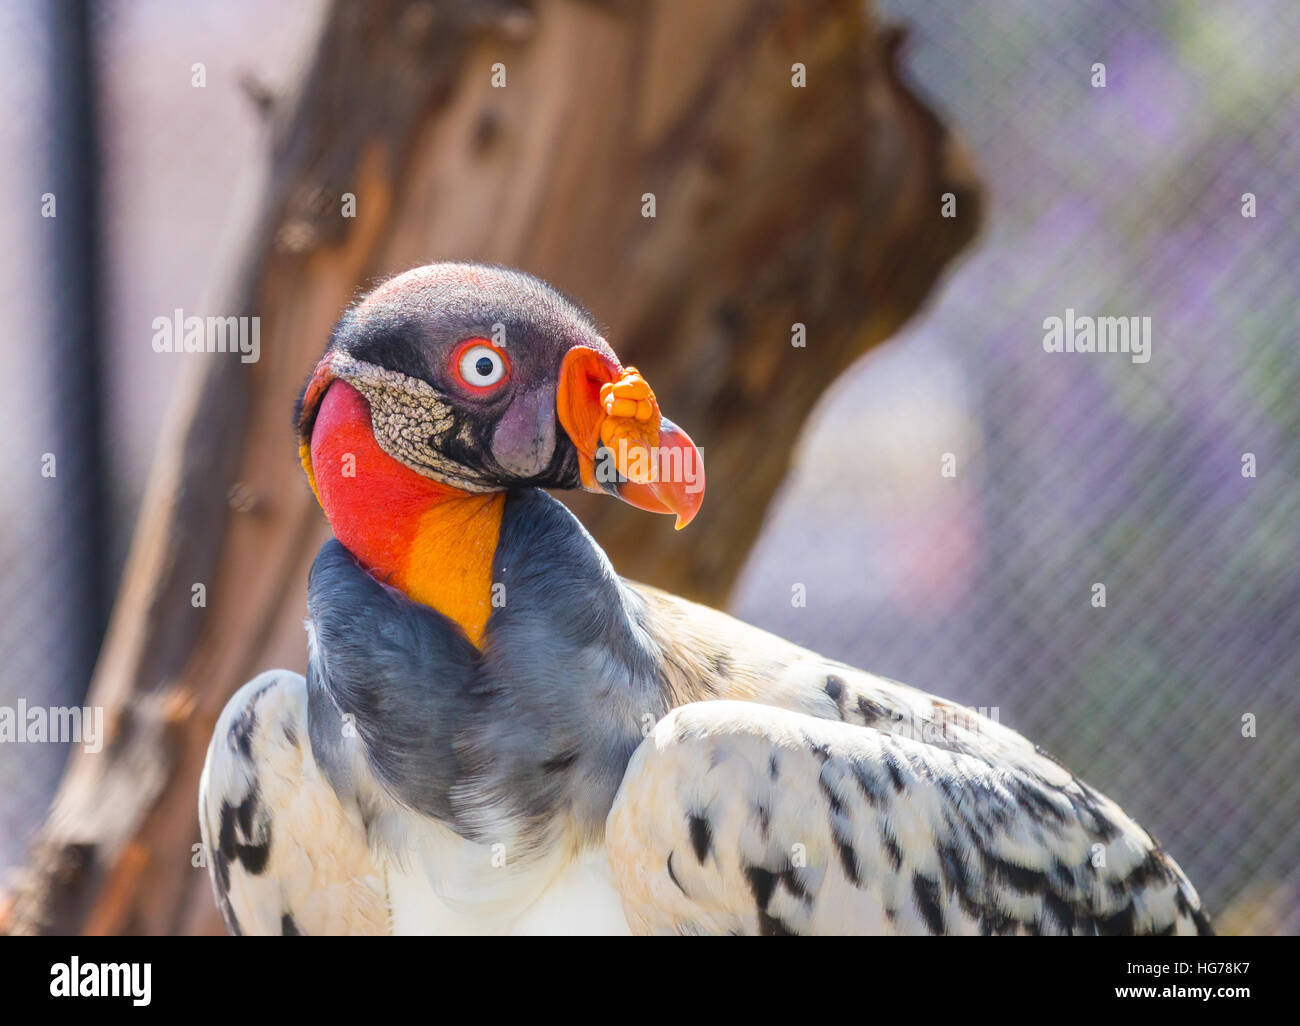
[736,0,1300,935]
[0,0,109,875]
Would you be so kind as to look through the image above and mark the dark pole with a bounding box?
[47,0,108,692]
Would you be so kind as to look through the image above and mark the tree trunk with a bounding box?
[3,0,980,935]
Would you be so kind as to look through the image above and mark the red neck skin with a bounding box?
[308,380,504,644]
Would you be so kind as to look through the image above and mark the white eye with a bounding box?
[457,344,507,388]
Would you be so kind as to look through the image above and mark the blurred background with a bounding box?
[736,0,1300,934]
[0,0,1295,934]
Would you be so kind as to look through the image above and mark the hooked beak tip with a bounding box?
[557,346,705,528]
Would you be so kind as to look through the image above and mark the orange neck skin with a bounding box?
[308,380,504,646]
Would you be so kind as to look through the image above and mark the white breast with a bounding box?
[381,817,631,936]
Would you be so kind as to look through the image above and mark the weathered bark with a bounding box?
[3,0,979,935]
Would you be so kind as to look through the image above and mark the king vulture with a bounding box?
[199,263,1211,936]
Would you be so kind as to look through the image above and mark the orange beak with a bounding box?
[557,346,705,529]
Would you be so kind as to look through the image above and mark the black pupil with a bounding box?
[475,356,494,377]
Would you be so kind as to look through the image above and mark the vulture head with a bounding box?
[294,263,705,640]
[297,262,703,524]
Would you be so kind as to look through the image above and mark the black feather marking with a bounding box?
[236,835,271,876]
[979,909,1016,936]
[835,839,861,887]
[1124,849,1171,890]
[1075,782,1121,841]
[281,913,301,936]
[913,873,945,934]
[217,803,237,861]
[213,850,231,894]
[688,813,712,864]
[880,746,906,792]
[1175,887,1215,936]
[807,740,832,764]
[228,677,274,757]
[209,839,241,937]
[230,705,255,757]
[235,791,258,837]
[937,842,970,899]
[824,675,846,717]
[818,774,846,817]
[768,754,780,780]
[218,793,271,875]
[756,910,794,936]
[1049,858,1075,892]
[666,851,687,895]
[1096,902,1136,936]
[816,765,862,887]
[282,723,298,748]
[745,865,776,908]
[1042,887,1076,933]
[882,830,904,873]
[1009,777,1069,825]
[743,865,796,936]
[780,865,812,906]
[857,695,889,725]
[849,758,886,807]
[981,850,1049,896]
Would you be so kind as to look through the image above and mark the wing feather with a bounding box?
[606,701,1210,936]
[198,670,389,935]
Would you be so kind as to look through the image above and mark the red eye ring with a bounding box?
[450,337,510,394]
